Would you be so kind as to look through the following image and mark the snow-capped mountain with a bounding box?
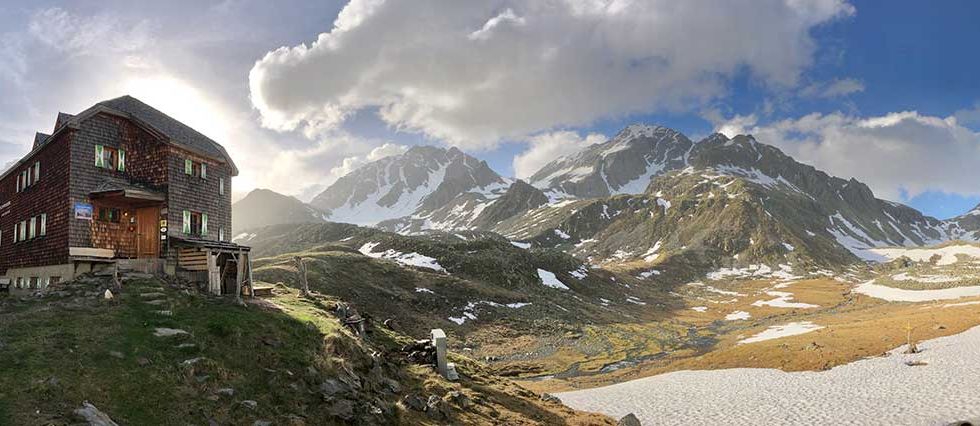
[529,125,693,199]
[495,130,956,270]
[245,124,976,276]
[311,146,510,226]
[951,202,980,240]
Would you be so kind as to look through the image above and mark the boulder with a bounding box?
[74,401,119,426]
[618,413,642,426]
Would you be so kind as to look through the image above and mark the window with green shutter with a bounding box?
[117,150,126,171]
[185,159,193,175]
[201,213,208,236]
[201,163,207,179]
[183,210,191,234]
[95,145,105,168]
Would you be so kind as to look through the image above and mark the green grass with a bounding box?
[0,278,393,425]
[0,277,614,425]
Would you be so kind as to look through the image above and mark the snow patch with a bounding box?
[537,269,570,290]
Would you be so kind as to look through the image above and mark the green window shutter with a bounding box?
[34,162,40,182]
[201,163,207,179]
[117,150,126,171]
[201,214,208,236]
[95,145,104,168]
[185,159,193,175]
[40,213,46,236]
[182,210,191,234]
[219,178,224,195]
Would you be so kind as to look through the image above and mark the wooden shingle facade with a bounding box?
[0,96,248,293]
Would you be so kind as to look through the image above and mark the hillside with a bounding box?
[0,274,614,425]
[232,189,326,234]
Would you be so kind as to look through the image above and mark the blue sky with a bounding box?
[2,0,979,218]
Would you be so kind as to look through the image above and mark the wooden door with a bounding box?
[136,207,160,258]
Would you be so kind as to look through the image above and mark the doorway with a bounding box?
[136,207,161,258]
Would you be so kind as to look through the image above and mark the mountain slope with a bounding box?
[494,132,953,276]
[528,125,693,199]
[231,188,326,234]
[952,203,980,240]
[311,146,509,226]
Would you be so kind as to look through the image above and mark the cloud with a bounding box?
[250,0,855,149]
[513,131,606,179]
[716,111,980,200]
[954,102,980,129]
[801,78,865,98]
[28,7,154,56]
[326,142,409,182]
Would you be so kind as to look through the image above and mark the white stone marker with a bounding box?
[431,328,448,378]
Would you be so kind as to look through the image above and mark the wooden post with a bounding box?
[246,253,255,299]
[234,250,244,305]
[207,251,220,295]
[294,256,310,296]
[112,262,122,291]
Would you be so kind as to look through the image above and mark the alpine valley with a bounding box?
[232,125,980,399]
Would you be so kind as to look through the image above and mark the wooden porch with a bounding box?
[88,182,166,260]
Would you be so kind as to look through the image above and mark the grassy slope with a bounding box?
[0,277,613,425]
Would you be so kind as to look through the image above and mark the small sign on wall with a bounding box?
[74,202,93,220]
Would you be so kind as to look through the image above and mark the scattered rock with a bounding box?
[618,413,642,426]
[153,328,189,337]
[108,351,124,359]
[320,379,350,398]
[240,400,258,410]
[103,290,114,301]
[253,421,272,426]
[401,394,428,412]
[139,292,166,298]
[328,399,355,420]
[447,391,471,408]
[215,388,235,397]
[905,360,929,367]
[180,357,206,366]
[540,393,562,404]
[144,299,168,306]
[803,342,823,351]
[176,343,197,349]
[74,401,119,426]
[154,310,173,316]
[426,395,452,420]
[382,378,401,394]
[934,324,947,330]
[136,357,151,367]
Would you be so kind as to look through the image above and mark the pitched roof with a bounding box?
[33,132,51,150]
[96,96,238,175]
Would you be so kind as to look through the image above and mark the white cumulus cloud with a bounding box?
[249,0,855,149]
[717,111,980,201]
